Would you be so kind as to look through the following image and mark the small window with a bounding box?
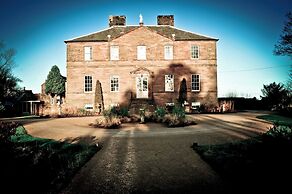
[84,46,92,61]
[165,75,174,92]
[191,74,200,91]
[110,46,119,60]
[110,76,119,92]
[164,45,173,60]
[84,104,93,111]
[84,76,92,92]
[137,46,146,60]
[191,45,199,59]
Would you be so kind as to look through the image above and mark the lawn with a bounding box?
[0,122,100,194]
[193,124,292,193]
[257,113,292,126]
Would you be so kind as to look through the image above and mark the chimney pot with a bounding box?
[157,15,174,26]
[109,15,126,27]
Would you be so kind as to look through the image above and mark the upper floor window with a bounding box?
[84,46,92,61]
[191,74,200,91]
[191,45,199,59]
[165,75,174,92]
[137,46,146,60]
[110,46,119,60]
[110,76,119,92]
[164,45,173,60]
[84,76,92,92]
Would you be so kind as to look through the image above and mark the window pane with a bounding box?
[84,46,92,61]
[191,45,199,59]
[164,45,173,60]
[191,74,200,91]
[137,46,146,60]
[84,76,92,92]
[110,46,119,60]
[165,74,174,91]
[110,76,119,92]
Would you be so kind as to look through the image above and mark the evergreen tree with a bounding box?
[45,65,65,97]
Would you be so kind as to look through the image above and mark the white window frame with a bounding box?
[84,46,92,61]
[110,76,119,92]
[84,104,94,111]
[84,75,93,93]
[165,74,174,92]
[137,45,146,60]
[110,45,119,60]
[191,45,199,59]
[191,74,200,92]
[164,45,173,60]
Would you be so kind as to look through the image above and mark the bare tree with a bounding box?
[274,12,292,57]
[0,41,21,106]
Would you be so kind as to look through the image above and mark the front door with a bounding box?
[136,75,148,98]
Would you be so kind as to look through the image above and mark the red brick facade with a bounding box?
[65,16,218,111]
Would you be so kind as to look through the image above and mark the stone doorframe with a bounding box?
[130,67,154,99]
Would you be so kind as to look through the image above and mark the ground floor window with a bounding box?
[110,76,119,92]
[84,76,92,92]
[84,104,93,111]
[191,74,200,91]
[165,74,174,92]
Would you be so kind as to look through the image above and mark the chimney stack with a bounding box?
[157,15,174,26]
[109,15,126,27]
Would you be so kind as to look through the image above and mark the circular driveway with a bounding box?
[24,111,271,142]
[24,111,272,193]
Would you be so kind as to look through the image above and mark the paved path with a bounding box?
[23,112,272,193]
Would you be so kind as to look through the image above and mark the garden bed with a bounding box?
[90,106,197,129]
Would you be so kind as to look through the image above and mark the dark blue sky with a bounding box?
[1,0,291,97]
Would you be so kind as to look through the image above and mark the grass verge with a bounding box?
[257,114,292,126]
[193,125,292,193]
[0,124,99,194]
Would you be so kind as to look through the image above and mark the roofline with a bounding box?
[64,26,114,43]
[167,25,219,41]
[64,24,219,43]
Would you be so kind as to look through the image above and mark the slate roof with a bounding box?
[65,25,218,42]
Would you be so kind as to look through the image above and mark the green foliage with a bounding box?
[45,65,65,97]
[257,114,292,127]
[154,106,166,118]
[264,125,292,140]
[103,106,129,118]
[0,122,99,193]
[261,82,290,109]
[274,12,292,57]
[119,107,129,117]
[172,106,186,119]
[0,121,20,143]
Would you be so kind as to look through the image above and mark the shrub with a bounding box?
[264,125,292,141]
[119,107,129,117]
[154,107,166,119]
[94,116,121,129]
[172,106,185,119]
[0,121,20,143]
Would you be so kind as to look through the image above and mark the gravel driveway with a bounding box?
[23,111,272,193]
